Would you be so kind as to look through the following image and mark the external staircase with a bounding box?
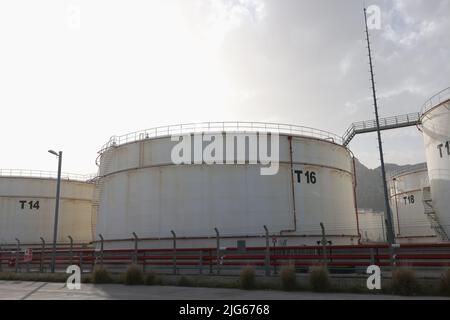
[422,187,449,242]
[342,112,421,146]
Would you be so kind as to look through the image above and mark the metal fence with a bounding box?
[2,237,450,276]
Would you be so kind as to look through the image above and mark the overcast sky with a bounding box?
[0,0,449,174]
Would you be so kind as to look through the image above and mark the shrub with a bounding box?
[309,265,331,292]
[177,276,194,287]
[0,272,67,283]
[124,264,144,285]
[240,266,256,290]
[145,271,160,285]
[91,267,112,284]
[82,275,92,284]
[280,265,297,291]
[390,268,420,296]
[439,269,450,296]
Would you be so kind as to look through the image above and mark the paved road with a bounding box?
[0,280,447,300]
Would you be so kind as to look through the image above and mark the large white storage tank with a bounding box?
[357,209,386,243]
[0,170,96,245]
[388,164,438,243]
[420,87,450,241]
[96,122,360,249]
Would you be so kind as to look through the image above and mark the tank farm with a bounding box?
[1,87,449,274]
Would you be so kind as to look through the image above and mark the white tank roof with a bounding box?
[0,169,95,182]
[98,121,344,154]
[421,86,450,114]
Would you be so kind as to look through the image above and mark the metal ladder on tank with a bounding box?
[91,149,115,241]
[90,177,102,241]
[422,187,449,242]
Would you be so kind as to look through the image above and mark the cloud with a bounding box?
[187,0,266,48]
[0,0,448,172]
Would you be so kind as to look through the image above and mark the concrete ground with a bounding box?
[0,280,448,300]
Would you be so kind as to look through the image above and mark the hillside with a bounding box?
[354,159,426,212]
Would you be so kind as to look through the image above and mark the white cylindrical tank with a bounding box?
[420,87,450,241]
[357,209,386,243]
[0,170,96,245]
[96,122,360,249]
[388,164,437,243]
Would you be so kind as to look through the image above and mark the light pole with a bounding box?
[48,150,62,273]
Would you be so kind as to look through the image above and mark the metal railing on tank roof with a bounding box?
[388,162,428,179]
[422,86,450,114]
[0,169,96,182]
[98,121,344,154]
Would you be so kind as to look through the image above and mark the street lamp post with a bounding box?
[48,150,62,273]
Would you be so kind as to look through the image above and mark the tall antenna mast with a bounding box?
[363,8,395,244]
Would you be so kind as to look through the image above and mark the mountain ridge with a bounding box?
[354,159,426,212]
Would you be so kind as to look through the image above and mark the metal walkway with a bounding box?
[342,112,421,146]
